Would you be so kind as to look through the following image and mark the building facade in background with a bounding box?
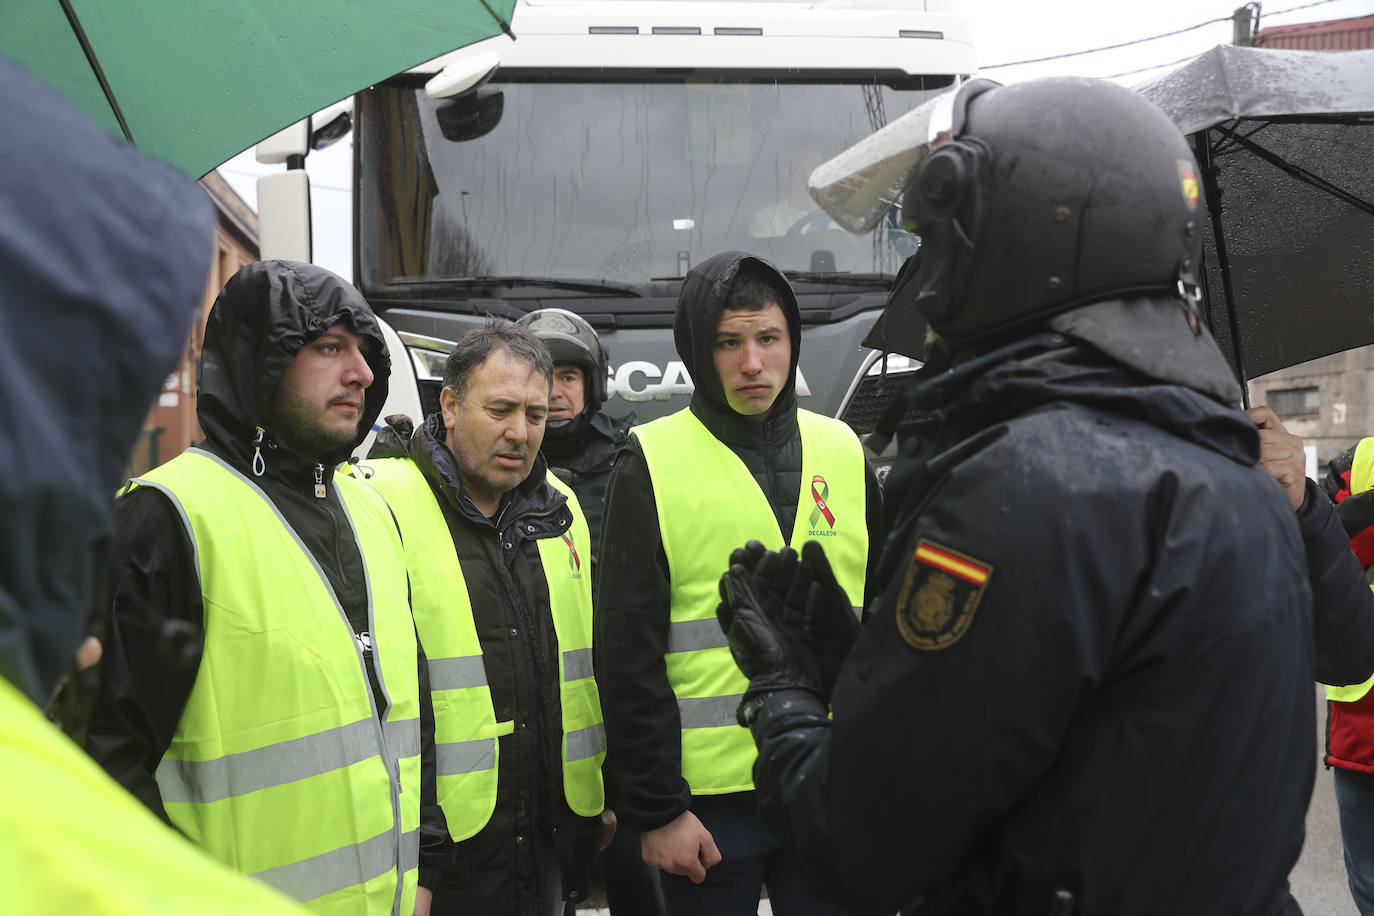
[126,171,258,476]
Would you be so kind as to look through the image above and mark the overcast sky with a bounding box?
[217,0,1374,279]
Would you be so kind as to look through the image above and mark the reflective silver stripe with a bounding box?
[677,695,742,729]
[428,654,488,690]
[566,723,607,762]
[400,825,420,874]
[437,738,496,777]
[562,647,594,681]
[667,618,729,654]
[156,718,381,805]
[385,717,421,760]
[251,827,416,903]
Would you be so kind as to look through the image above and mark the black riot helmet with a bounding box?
[902,76,1206,348]
[515,307,609,412]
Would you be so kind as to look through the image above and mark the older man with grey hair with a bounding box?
[364,320,612,916]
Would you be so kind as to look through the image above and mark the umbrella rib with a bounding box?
[1195,132,1250,401]
[58,0,133,143]
[477,0,517,40]
[1213,123,1374,218]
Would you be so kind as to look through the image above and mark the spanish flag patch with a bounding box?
[895,539,993,651]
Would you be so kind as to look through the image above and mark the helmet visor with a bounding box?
[807,88,957,235]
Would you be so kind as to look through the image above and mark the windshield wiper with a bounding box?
[425,276,646,298]
[782,271,896,286]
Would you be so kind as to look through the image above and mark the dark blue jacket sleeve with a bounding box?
[1298,479,1374,686]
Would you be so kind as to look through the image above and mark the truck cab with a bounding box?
[261,0,975,442]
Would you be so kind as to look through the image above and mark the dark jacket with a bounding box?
[0,55,214,705]
[596,251,883,830]
[1296,477,1374,688]
[368,413,603,914]
[541,408,634,570]
[748,333,1315,915]
[77,260,451,885]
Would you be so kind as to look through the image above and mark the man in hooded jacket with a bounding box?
[714,77,1331,916]
[596,252,883,914]
[79,260,444,915]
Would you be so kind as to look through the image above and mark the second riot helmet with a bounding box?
[515,307,609,412]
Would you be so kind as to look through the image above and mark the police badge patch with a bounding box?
[896,539,993,651]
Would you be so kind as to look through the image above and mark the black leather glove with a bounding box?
[717,556,822,727]
[798,540,861,700]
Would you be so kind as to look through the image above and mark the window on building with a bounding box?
[1268,386,1320,418]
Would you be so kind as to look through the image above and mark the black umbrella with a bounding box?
[1136,44,1374,391]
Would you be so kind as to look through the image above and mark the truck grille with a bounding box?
[839,373,924,436]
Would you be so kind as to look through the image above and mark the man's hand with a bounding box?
[413,885,432,916]
[799,540,861,700]
[599,808,618,851]
[641,810,722,883]
[1249,405,1308,510]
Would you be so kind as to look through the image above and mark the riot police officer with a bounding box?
[716,77,1320,915]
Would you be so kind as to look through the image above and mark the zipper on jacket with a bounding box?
[314,463,326,498]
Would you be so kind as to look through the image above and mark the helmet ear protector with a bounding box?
[896,79,998,324]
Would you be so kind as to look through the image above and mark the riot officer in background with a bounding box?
[716,77,1332,915]
[516,308,634,575]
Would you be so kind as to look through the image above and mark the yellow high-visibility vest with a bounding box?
[363,457,604,840]
[134,449,420,916]
[634,408,868,794]
[1329,438,1374,703]
[5,677,306,914]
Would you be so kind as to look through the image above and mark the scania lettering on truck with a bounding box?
[256,0,976,440]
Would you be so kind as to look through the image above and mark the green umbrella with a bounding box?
[3,0,514,178]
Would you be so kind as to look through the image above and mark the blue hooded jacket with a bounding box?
[0,55,213,702]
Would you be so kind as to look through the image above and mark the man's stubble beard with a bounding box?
[270,388,360,460]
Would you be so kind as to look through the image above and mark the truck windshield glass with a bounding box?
[357,80,938,294]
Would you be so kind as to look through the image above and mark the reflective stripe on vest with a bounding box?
[1330,439,1374,704]
[135,449,420,916]
[2,678,306,915]
[363,458,605,840]
[634,408,868,794]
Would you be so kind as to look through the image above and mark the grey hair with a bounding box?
[442,318,554,404]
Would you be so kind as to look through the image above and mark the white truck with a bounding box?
[256,0,976,441]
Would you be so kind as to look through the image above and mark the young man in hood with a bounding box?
[361,319,609,916]
[713,77,1338,916]
[79,260,442,915]
[596,252,882,914]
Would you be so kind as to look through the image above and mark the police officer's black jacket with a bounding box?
[78,260,451,887]
[595,251,884,831]
[366,413,604,914]
[747,334,1317,916]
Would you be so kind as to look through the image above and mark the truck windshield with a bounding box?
[357,79,940,295]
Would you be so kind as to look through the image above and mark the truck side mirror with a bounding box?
[436,87,504,143]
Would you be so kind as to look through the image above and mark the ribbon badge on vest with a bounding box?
[561,532,582,574]
[809,474,836,535]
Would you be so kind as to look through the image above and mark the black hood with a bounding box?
[0,56,214,701]
[199,259,391,469]
[673,251,802,420]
